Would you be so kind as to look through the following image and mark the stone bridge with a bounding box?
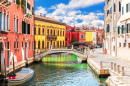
[34,49,88,62]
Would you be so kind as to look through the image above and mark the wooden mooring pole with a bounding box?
[122,66,124,76]
[100,61,103,70]
[111,62,113,70]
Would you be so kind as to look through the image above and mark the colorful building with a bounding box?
[85,31,97,45]
[65,25,73,46]
[35,14,66,53]
[97,29,105,47]
[0,0,34,75]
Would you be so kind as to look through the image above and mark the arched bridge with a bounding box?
[34,49,88,62]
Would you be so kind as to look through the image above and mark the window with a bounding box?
[14,18,16,32]
[38,28,40,35]
[17,41,19,49]
[58,30,59,36]
[126,4,128,13]
[119,2,121,12]
[38,41,40,49]
[3,13,5,30]
[0,12,1,31]
[42,28,44,35]
[107,24,110,33]
[7,41,10,68]
[54,30,55,35]
[27,3,30,10]
[114,3,116,12]
[14,41,16,49]
[17,19,19,33]
[60,31,62,36]
[50,29,52,35]
[14,0,16,3]
[22,41,23,48]
[119,43,121,47]
[29,41,30,50]
[57,41,59,48]
[63,31,64,36]
[7,15,10,31]
[122,7,124,15]
[47,29,49,35]
[127,24,129,33]
[42,41,44,49]
[118,26,120,34]
[121,25,125,34]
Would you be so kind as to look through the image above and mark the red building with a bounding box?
[65,25,73,46]
[65,26,86,46]
[0,0,34,75]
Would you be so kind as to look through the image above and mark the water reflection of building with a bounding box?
[35,14,66,53]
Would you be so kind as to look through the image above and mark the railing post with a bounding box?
[117,65,120,73]
[111,62,113,70]
[114,63,116,72]
[100,61,103,70]
[122,66,124,76]
[72,45,73,50]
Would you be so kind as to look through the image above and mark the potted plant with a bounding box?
[17,0,20,6]
[21,0,26,10]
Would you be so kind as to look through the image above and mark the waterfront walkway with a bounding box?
[88,48,130,86]
[89,48,130,76]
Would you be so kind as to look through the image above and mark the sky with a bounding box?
[35,0,105,28]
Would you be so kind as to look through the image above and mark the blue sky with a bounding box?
[35,0,105,28]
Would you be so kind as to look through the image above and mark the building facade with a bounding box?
[65,25,73,46]
[97,29,105,47]
[35,15,66,53]
[85,31,97,45]
[116,0,130,61]
[0,0,34,75]
[104,0,121,57]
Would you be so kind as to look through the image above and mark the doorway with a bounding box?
[25,42,28,62]
[0,41,5,75]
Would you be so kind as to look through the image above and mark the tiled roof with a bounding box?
[35,15,66,25]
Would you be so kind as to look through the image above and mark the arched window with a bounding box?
[114,3,116,12]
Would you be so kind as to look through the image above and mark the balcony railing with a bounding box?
[24,8,32,19]
[106,14,112,22]
[47,35,57,39]
[0,0,12,7]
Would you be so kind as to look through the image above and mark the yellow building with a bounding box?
[34,15,66,52]
[85,31,97,45]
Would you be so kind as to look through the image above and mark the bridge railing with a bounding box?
[35,45,88,56]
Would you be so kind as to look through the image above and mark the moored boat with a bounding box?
[5,68,34,86]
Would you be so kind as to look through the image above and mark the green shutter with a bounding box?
[28,24,30,34]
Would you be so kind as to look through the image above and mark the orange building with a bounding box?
[0,0,34,75]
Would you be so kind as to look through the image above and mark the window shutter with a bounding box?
[22,21,25,34]
[28,24,30,34]
[129,3,130,12]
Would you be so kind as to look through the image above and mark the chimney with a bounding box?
[40,13,42,16]
[44,14,46,17]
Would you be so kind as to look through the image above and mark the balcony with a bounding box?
[24,8,32,19]
[106,14,112,22]
[47,35,57,40]
[106,0,111,8]
[0,0,12,7]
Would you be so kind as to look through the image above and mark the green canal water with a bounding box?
[0,53,107,86]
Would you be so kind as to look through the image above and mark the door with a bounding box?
[25,42,28,61]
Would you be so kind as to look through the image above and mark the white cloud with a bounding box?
[35,6,47,15]
[35,0,105,28]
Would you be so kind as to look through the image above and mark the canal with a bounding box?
[0,53,106,86]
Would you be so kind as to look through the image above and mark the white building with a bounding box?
[104,0,121,57]
[117,0,130,61]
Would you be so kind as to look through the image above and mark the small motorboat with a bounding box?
[5,68,34,86]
